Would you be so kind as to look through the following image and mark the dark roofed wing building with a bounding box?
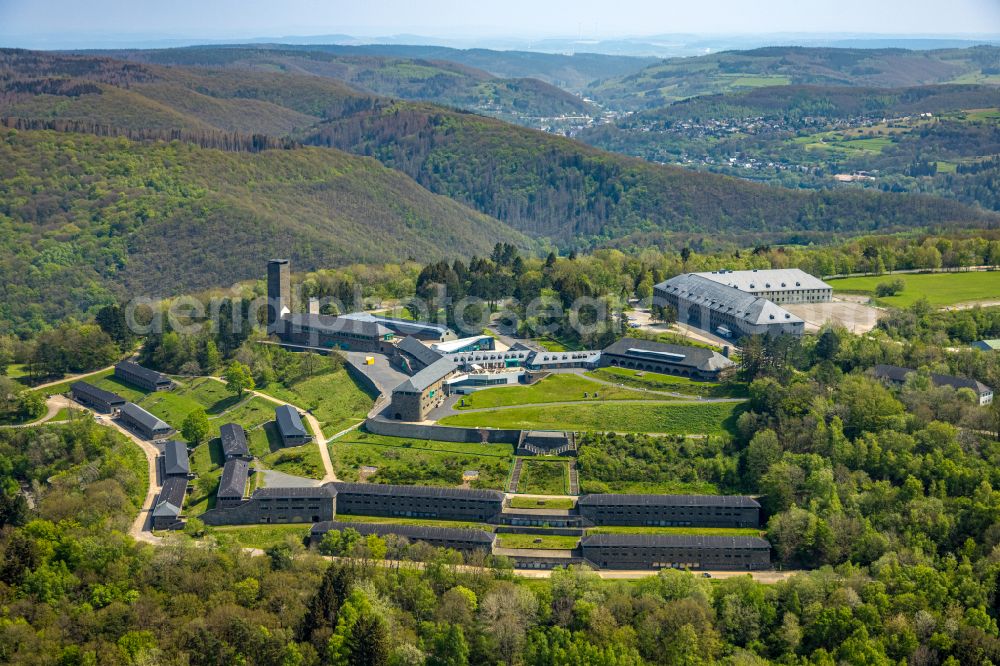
[577,494,760,528]
[219,423,252,460]
[600,338,735,381]
[70,381,125,413]
[581,533,770,570]
[216,459,250,508]
[161,440,190,477]
[275,405,312,446]
[152,476,188,530]
[394,336,445,374]
[115,361,173,392]
[279,312,395,353]
[873,364,994,406]
[310,520,496,552]
[201,483,337,525]
[118,402,174,440]
[340,312,455,342]
[389,357,459,422]
[333,481,504,522]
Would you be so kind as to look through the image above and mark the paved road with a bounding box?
[0,394,69,429]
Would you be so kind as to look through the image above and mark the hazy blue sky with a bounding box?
[1,0,998,43]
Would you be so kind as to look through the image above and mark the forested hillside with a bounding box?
[305,101,999,247]
[95,46,596,126]
[588,45,1000,109]
[0,49,379,135]
[0,129,529,335]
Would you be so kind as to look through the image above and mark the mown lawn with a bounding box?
[440,401,745,435]
[331,431,512,489]
[38,368,115,397]
[454,373,663,410]
[210,396,279,432]
[517,459,569,495]
[508,496,576,510]
[828,271,1000,307]
[586,368,747,398]
[496,534,580,550]
[258,368,375,437]
[260,443,325,479]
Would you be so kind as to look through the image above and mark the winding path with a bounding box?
[205,377,337,483]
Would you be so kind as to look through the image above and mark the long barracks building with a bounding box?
[332,482,505,522]
[310,521,496,553]
[581,534,771,570]
[577,494,761,528]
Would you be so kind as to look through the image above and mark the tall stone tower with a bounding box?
[267,259,291,334]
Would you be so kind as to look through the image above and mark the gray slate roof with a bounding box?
[656,274,802,326]
[153,477,187,518]
[217,459,250,499]
[70,381,125,405]
[602,338,734,372]
[275,405,309,439]
[284,312,391,339]
[162,440,190,476]
[219,423,250,458]
[397,336,444,368]
[341,312,452,338]
[394,357,458,393]
[873,364,992,394]
[582,534,770,549]
[578,493,760,508]
[116,361,171,386]
[253,483,337,499]
[695,268,831,294]
[310,520,495,545]
[333,481,504,502]
[119,402,171,433]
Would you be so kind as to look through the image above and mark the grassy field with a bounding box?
[210,396,279,432]
[51,406,84,422]
[828,271,1000,307]
[517,459,569,495]
[454,373,664,410]
[331,432,513,489]
[5,364,28,379]
[508,496,576,510]
[536,336,582,352]
[37,368,115,397]
[258,367,375,437]
[260,443,325,479]
[589,526,763,536]
[586,368,747,398]
[207,524,311,550]
[496,534,580,550]
[440,401,745,435]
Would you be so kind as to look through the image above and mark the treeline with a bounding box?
[0,117,300,152]
[306,101,998,248]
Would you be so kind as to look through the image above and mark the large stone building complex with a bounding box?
[694,269,832,305]
[201,484,337,525]
[654,273,808,339]
[600,338,735,381]
[332,482,505,522]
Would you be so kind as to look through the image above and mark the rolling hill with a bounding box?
[577,84,1000,213]
[304,100,999,247]
[588,45,1000,110]
[0,48,379,135]
[84,46,598,126]
[0,128,531,335]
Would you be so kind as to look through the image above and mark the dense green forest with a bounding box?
[588,45,1000,110]
[96,46,596,126]
[306,101,998,247]
[0,129,529,335]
